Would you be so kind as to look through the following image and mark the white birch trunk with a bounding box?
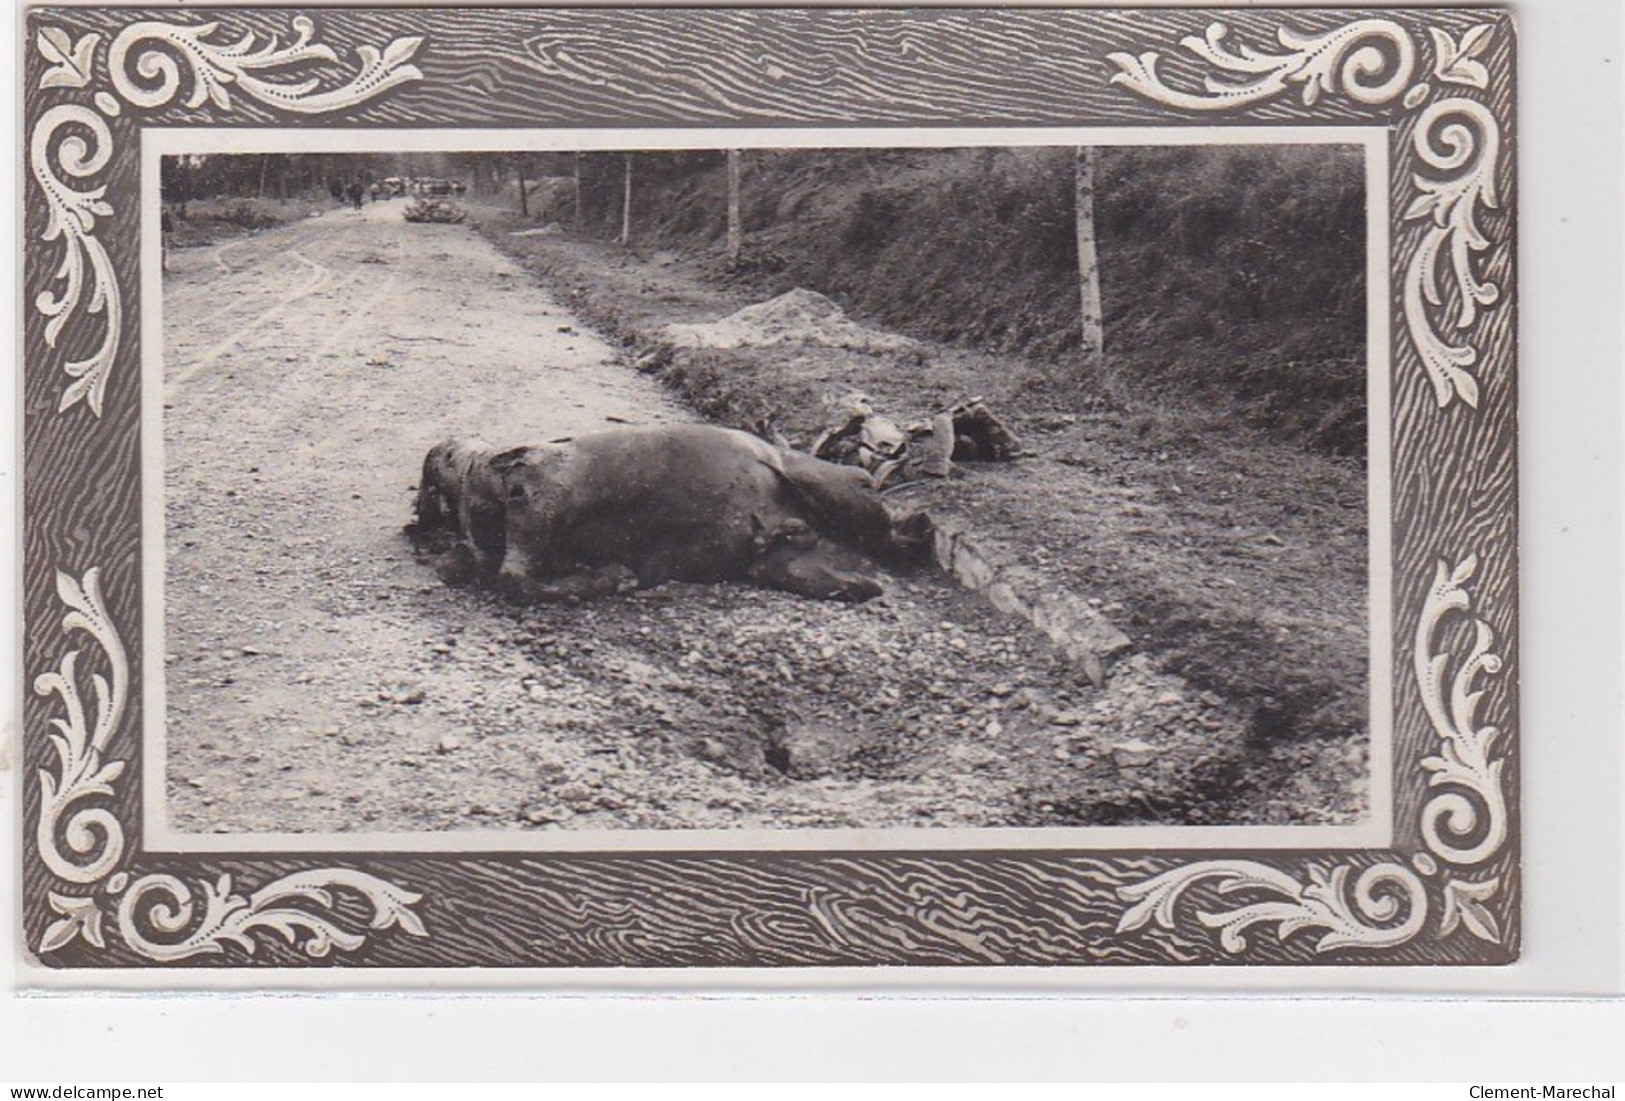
[726,150,743,267]
[620,155,633,246]
[574,152,584,226]
[1075,146,1105,382]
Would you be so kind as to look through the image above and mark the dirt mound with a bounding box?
[662,288,921,353]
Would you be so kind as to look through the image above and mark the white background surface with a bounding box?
[2,0,1622,1081]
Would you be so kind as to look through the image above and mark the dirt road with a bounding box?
[162,200,1249,835]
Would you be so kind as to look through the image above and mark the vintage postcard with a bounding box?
[19,5,1516,976]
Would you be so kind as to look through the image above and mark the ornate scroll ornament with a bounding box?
[34,568,428,961]
[1106,19,1417,111]
[105,18,424,115]
[42,866,429,962]
[33,569,129,886]
[31,104,120,416]
[1117,860,1427,954]
[30,16,425,416]
[111,870,427,962]
[1410,555,1509,944]
[1107,18,1507,412]
[1403,97,1502,409]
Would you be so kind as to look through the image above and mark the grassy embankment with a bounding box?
[552,145,1368,455]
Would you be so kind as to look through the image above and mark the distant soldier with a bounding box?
[347,181,364,211]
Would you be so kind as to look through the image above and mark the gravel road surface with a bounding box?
[162,201,1249,835]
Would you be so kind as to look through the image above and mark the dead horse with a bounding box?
[408,423,934,603]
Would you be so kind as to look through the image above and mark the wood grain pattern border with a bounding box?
[20,5,1517,970]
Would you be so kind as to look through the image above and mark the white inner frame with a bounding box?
[139,124,1393,854]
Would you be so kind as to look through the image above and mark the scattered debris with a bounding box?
[808,393,1024,485]
[403,198,468,225]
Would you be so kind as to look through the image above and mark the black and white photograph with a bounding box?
[154,139,1377,840]
[20,5,1519,972]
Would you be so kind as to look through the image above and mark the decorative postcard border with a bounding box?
[21,6,1517,968]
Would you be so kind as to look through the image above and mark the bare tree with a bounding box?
[726,149,743,268]
[574,151,584,226]
[620,154,634,246]
[1074,146,1105,384]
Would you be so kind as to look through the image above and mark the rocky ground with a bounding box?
[161,195,1362,835]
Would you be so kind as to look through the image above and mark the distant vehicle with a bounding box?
[380,177,406,198]
[425,178,453,196]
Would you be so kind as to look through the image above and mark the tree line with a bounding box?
[163,148,1109,376]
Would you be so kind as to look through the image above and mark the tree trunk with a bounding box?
[725,149,742,268]
[620,154,634,246]
[517,165,529,218]
[573,152,584,226]
[257,154,271,200]
[1074,147,1105,386]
